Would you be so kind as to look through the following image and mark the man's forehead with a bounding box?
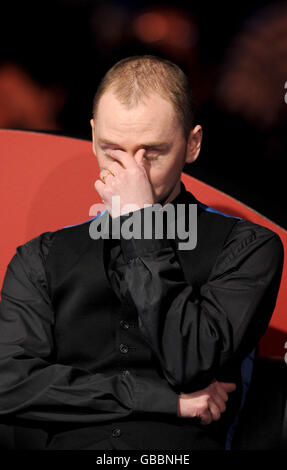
[97,89,177,123]
[95,90,180,146]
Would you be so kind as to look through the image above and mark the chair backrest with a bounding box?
[1,129,286,359]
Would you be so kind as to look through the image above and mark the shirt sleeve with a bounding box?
[118,207,284,392]
[0,231,179,424]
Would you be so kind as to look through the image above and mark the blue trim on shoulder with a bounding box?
[197,201,242,220]
[62,209,108,229]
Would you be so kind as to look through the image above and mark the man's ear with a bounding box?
[185,125,202,164]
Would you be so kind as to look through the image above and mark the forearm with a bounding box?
[0,352,179,423]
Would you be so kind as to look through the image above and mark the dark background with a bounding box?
[1,0,286,227]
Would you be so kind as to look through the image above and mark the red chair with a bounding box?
[1,129,286,359]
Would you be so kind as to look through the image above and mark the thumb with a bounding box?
[134,148,146,168]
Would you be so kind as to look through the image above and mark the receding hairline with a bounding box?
[94,87,180,121]
[92,55,195,140]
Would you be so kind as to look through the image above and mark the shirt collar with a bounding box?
[160,181,200,208]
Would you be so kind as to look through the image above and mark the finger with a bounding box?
[108,160,125,176]
[211,380,228,402]
[220,382,237,393]
[214,383,229,403]
[134,148,146,168]
[105,149,138,170]
[200,408,213,426]
[208,399,221,421]
[101,157,125,176]
[94,178,106,197]
[212,393,226,413]
[99,168,115,184]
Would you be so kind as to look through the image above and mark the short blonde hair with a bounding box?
[92,55,195,140]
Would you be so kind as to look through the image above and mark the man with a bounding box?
[0,55,284,450]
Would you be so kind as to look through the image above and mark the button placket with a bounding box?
[117,302,136,380]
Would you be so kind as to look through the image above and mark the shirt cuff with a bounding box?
[134,376,179,417]
[116,204,173,262]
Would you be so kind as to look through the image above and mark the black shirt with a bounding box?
[0,182,284,450]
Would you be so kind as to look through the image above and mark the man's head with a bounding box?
[90,55,202,204]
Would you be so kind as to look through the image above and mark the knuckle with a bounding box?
[218,403,226,413]
[111,164,119,174]
[198,403,207,414]
[200,399,208,411]
[95,180,102,191]
[213,413,221,421]
[203,417,211,425]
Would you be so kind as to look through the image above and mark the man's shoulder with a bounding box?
[211,215,284,274]
[195,198,282,244]
[220,216,283,250]
[194,199,284,266]
[16,212,106,265]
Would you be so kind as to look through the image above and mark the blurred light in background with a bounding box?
[90,2,129,52]
[133,6,199,60]
[0,62,66,130]
[215,2,287,130]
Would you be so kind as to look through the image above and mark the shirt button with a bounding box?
[119,343,129,354]
[120,320,130,330]
[112,428,121,438]
[121,369,130,378]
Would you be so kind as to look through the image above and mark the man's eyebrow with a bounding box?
[98,139,170,150]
